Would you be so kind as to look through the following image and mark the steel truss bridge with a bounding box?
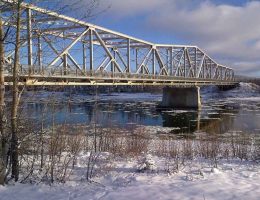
[2,1,235,86]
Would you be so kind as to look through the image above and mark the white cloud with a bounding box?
[101,0,169,17]
[99,0,260,76]
[233,61,260,76]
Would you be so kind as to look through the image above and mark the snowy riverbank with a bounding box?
[1,155,260,200]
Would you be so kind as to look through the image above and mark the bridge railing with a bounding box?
[3,64,235,82]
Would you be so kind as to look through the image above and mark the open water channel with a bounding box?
[22,83,260,135]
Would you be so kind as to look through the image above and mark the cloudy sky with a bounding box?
[84,0,260,77]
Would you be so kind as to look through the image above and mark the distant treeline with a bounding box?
[8,85,164,94]
[235,75,260,86]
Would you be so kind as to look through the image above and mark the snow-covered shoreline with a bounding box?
[1,155,259,200]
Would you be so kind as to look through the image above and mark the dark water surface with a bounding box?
[22,83,260,135]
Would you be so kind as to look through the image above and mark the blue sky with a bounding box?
[78,0,259,77]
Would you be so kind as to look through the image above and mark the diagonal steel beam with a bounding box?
[174,50,184,76]
[67,54,85,75]
[136,48,152,74]
[155,49,168,76]
[186,49,195,78]
[42,35,72,68]
[141,52,151,75]
[47,28,90,67]
[115,50,128,72]
[42,35,84,74]
[213,66,220,80]
[93,30,123,73]
[197,54,205,78]
[143,62,150,74]
[96,56,110,72]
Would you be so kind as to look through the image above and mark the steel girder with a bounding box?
[1,0,235,86]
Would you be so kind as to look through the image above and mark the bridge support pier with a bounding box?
[160,86,201,109]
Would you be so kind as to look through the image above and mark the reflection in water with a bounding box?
[23,92,260,135]
[161,111,199,133]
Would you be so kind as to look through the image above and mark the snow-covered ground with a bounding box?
[1,155,260,200]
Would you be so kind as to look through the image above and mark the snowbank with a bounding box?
[1,157,259,200]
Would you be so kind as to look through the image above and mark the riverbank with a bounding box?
[1,154,260,200]
[0,123,260,199]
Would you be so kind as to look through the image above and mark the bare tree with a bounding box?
[0,10,6,185]
[10,0,22,182]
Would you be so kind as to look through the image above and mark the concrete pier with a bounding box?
[160,87,201,109]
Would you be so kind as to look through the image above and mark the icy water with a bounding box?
[22,83,260,135]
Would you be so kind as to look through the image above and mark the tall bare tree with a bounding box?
[10,0,22,181]
[0,11,6,185]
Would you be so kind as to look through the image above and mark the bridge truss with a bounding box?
[2,1,235,86]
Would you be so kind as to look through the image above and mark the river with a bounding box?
[21,82,260,135]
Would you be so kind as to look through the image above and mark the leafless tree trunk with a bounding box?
[0,13,7,185]
[10,0,22,182]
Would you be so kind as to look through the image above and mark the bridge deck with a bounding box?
[4,65,236,86]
